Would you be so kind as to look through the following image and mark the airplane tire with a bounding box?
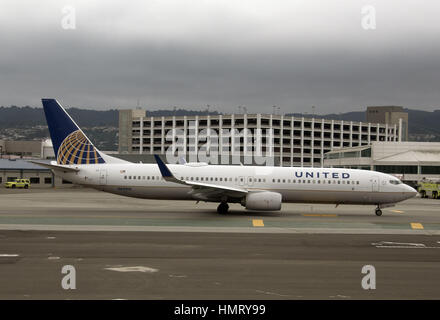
[375,209,382,216]
[217,202,229,214]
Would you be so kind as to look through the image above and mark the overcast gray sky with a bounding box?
[1,0,439,113]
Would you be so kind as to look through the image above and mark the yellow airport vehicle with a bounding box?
[418,181,440,199]
[4,178,31,189]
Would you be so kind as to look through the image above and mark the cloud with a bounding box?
[0,0,439,113]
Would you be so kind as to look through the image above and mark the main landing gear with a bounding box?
[375,206,382,216]
[217,202,229,214]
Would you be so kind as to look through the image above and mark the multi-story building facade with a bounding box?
[366,106,408,141]
[119,110,401,167]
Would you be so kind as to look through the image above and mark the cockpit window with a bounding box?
[389,180,402,185]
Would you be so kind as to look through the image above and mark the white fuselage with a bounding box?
[55,163,416,207]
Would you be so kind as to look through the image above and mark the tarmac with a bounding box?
[0,187,439,299]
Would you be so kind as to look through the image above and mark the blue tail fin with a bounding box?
[42,99,105,165]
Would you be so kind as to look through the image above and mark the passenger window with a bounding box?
[129,176,132,179]
[124,176,127,179]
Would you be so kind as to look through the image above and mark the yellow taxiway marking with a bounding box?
[391,210,405,214]
[411,223,424,230]
[252,219,264,227]
[302,214,338,217]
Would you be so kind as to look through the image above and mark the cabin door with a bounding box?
[99,169,108,185]
[372,176,379,192]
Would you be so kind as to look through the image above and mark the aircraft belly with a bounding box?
[281,189,394,205]
[99,185,192,200]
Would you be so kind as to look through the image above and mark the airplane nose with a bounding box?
[403,185,418,199]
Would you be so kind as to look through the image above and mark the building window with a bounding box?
[421,166,440,174]
[375,165,417,174]
[44,177,52,184]
[30,177,40,184]
[62,179,72,184]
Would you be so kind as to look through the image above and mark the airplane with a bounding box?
[33,98,417,216]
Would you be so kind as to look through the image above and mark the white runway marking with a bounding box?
[48,256,60,260]
[255,290,289,297]
[372,241,440,249]
[0,254,20,257]
[329,294,350,299]
[104,266,159,273]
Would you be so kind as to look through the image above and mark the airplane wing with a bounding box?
[153,155,248,200]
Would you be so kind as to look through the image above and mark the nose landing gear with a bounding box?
[217,202,229,214]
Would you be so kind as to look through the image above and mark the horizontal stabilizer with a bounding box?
[29,160,80,172]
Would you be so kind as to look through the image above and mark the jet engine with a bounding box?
[243,191,282,211]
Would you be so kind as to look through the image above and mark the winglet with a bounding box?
[154,155,174,179]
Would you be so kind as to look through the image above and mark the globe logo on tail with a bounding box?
[57,130,105,164]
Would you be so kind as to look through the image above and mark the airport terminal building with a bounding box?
[119,110,404,167]
[0,159,74,188]
[323,142,440,184]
